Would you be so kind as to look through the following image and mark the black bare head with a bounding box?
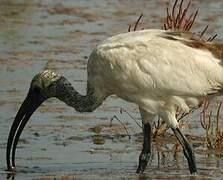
[6,69,102,172]
[6,70,62,171]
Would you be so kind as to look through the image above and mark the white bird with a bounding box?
[6,28,223,174]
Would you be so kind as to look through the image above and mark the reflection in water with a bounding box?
[6,172,15,180]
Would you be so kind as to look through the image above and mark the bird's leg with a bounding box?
[136,108,154,173]
[136,122,152,173]
[171,127,197,174]
[160,107,197,174]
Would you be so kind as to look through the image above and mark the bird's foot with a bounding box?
[5,166,16,173]
[5,167,16,179]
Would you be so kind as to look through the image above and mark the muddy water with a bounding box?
[1,0,223,179]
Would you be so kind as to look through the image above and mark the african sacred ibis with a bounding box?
[6,28,223,174]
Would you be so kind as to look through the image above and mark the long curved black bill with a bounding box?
[6,90,45,171]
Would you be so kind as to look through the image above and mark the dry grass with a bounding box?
[200,100,223,149]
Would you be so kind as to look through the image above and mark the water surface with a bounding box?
[1,0,223,179]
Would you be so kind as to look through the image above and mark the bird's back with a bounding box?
[87,29,223,112]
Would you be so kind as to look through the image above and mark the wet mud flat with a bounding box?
[0,0,223,179]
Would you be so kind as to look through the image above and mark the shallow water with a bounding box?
[1,0,223,179]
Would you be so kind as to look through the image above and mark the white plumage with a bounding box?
[88,29,223,127]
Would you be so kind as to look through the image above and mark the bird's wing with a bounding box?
[159,31,205,42]
[93,29,223,98]
[133,32,223,97]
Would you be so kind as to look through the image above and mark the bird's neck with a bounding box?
[55,76,102,112]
